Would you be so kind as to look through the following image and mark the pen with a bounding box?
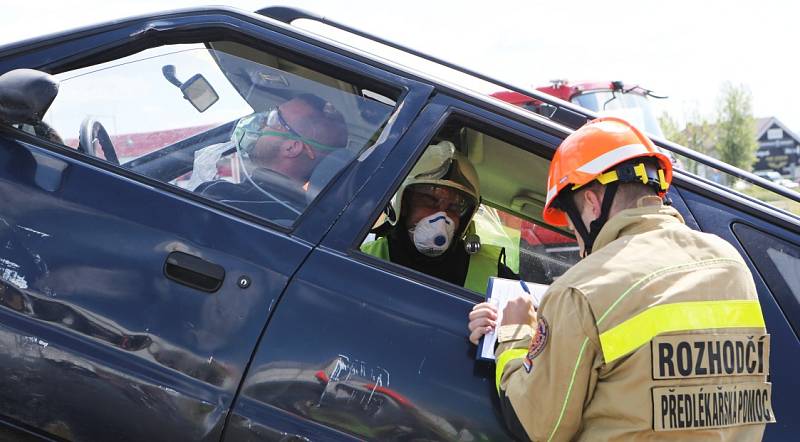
[519,279,530,294]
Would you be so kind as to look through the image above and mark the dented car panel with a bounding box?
[0,136,312,440]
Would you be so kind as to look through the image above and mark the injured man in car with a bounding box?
[192,93,349,223]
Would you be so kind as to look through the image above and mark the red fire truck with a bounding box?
[488,80,667,269]
[492,79,666,138]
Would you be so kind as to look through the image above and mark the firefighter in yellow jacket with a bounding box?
[468,117,774,441]
[362,141,517,293]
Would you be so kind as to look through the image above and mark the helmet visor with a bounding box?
[405,184,476,219]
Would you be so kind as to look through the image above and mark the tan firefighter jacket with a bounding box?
[495,197,773,441]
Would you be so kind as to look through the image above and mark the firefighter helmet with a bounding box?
[389,141,480,234]
[543,117,672,227]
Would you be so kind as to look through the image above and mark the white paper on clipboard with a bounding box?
[478,277,549,361]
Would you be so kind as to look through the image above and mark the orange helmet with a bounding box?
[543,117,672,226]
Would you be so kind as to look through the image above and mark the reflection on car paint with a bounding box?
[0,280,153,351]
[14,225,51,238]
[0,258,28,289]
[240,356,479,441]
[319,354,390,411]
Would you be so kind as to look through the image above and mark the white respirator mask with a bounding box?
[408,211,456,257]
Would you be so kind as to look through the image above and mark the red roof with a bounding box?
[65,124,216,158]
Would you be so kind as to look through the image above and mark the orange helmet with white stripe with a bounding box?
[543,117,672,227]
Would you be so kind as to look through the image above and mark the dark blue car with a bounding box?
[0,5,796,441]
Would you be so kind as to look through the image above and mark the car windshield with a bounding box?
[572,91,664,138]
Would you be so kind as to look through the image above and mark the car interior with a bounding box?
[21,38,400,227]
[362,114,579,286]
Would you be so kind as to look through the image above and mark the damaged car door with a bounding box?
[0,8,420,441]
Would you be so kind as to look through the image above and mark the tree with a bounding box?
[715,83,758,177]
[658,112,685,145]
[659,110,715,176]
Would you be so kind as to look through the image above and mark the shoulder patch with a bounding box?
[524,317,550,371]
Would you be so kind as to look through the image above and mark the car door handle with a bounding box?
[163,251,225,293]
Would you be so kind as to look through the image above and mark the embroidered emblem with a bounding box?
[524,317,549,372]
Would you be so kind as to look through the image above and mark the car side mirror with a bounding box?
[0,69,59,125]
[162,65,219,113]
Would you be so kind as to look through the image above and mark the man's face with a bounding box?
[251,98,317,167]
[404,184,472,233]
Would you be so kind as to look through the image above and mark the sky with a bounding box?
[2,1,799,132]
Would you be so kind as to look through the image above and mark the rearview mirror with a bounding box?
[0,69,58,125]
[180,74,219,112]
[162,65,219,113]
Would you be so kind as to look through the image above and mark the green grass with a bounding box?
[738,184,800,216]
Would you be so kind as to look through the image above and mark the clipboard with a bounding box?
[477,277,549,361]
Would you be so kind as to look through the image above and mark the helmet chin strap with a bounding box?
[561,181,619,256]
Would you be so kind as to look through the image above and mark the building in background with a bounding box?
[754,117,800,180]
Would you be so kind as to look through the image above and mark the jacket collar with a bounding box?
[591,196,685,253]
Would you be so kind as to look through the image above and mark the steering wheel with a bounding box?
[78,117,120,165]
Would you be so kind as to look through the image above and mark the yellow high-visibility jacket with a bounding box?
[361,236,503,294]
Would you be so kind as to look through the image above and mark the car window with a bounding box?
[475,205,578,284]
[732,222,800,335]
[40,41,398,227]
[671,150,800,219]
[358,114,578,293]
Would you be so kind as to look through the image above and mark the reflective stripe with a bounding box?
[599,300,765,363]
[496,348,528,392]
[545,184,558,206]
[575,143,650,175]
[548,338,589,442]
